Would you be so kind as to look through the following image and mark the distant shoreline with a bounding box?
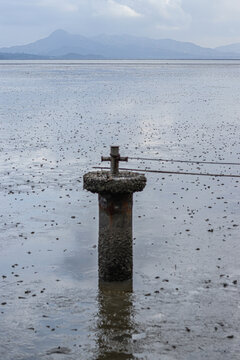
[1,59,240,64]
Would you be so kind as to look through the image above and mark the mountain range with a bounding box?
[1,29,240,60]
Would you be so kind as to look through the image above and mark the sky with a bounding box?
[0,0,240,48]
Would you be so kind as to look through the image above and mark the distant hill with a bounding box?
[0,30,106,58]
[0,51,105,61]
[216,43,240,54]
[58,53,105,60]
[1,29,240,60]
[0,52,51,60]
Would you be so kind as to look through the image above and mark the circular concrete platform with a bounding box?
[83,171,146,194]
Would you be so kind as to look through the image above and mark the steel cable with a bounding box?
[128,156,240,166]
[93,166,240,178]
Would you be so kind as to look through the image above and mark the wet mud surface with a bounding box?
[0,60,240,359]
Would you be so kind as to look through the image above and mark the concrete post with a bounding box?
[83,146,146,282]
[98,192,133,281]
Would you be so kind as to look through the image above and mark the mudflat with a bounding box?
[0,60,239,360]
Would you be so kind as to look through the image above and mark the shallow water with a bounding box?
[0,60,240,360]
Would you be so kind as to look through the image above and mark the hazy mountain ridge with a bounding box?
[1,29,240,60]
[0,51,105,61]
[216,43,240,54]
[0,52,51,60]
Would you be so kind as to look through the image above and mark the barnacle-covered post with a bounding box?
[83,146,146,282]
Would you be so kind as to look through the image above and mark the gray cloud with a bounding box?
[0,0,240,47]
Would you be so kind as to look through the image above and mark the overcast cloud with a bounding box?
[0,0,240,47]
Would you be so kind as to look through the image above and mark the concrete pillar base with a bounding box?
[99,193,133,281]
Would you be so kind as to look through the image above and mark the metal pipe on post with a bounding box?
[101,146,128,176]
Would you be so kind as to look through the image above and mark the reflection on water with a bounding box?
[97,280,134,360]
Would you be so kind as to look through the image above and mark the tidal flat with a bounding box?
[0,60,240,360]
